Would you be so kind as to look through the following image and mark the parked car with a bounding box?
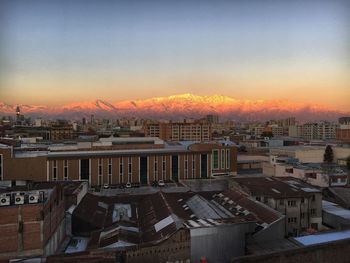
[151,181,158,187]
[158,180,165,187]
[125,182,132,188]
[103,184,109,189]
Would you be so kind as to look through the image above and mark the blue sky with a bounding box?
[0,0,349,110]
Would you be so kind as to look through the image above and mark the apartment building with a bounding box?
[144,121,212,141]
[50,123,75,141]
[289,122,337,140]
[0,138,237,187]
[230,176,322,236]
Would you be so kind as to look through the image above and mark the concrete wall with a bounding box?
[190,223,255,263]
[249,217,285,243]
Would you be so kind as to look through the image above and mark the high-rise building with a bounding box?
[206,114,219,124]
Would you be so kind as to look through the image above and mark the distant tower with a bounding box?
[90,114,94,124]
[16,105,20,118]
[16,105,21,124]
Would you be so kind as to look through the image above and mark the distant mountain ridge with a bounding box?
[0,94,347,122]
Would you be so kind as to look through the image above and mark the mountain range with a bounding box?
[0,94,347,122]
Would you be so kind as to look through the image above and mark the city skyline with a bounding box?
[1,0,349,111]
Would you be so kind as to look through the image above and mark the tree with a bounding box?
[323,145,334,164]
[261,131,273,138]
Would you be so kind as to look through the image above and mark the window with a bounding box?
[301,212,305,219]
[108,158,112,175]
[162,156,166,180]
[279,199,284,205]
[0,154,3,180]
[98,158,103,185]
[154,157,158,180]
[185,155,188,179]
[285,168,293,173]
[226,149,230,169]
[108,158,112,184]
[119,157,123,178]
[53,160,57,181]
[64,160,68,180]
[311,195,316,201]
[287,217,297,223]
[310,208,316,215]
[192,154,196,178]
[301,198,305,203]
[306,172,317,179]
[212,150,219,169]
[288,200,297,207]
[221,149,225,169]
[98,158,103,176]
[128,157,132,182]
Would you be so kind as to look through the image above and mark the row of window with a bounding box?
[212,149,230,170]
[288,210,317,224]
[51,155,202,184]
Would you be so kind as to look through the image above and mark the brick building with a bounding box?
[0,183,66,259]
[0,139,237,187]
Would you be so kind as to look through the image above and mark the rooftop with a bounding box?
[232,176,320,199]
[322,200,350,221]
[293,229,350,246]
[74,189,283,251]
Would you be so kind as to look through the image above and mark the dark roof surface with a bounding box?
[232,176,320,199]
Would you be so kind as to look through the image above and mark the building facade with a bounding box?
[231,176,322,237]
[144,121,212,141]
[0,140,237,187]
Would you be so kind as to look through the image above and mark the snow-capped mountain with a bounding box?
[0,94,347,122]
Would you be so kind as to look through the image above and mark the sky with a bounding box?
[0,0,349,111]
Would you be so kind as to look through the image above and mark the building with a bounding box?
[230,176,322,236]
[206,114,219,124]
[51,188,283,263]
[339,117,350,125]
[289,122,337,140]
[336,124,350,143]
[0,138,237,187]
[269,145,350,164]
[0,182,66,260]
[50,121,75,141]
[263,156,348,187]
[144,121,212,141]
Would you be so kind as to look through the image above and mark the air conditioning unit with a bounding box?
[0,195,10,206]
[28,193,39,204]
[14,194,25,205]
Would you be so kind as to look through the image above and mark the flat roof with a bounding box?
[294,229,350,246]
[322,200,350,220]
